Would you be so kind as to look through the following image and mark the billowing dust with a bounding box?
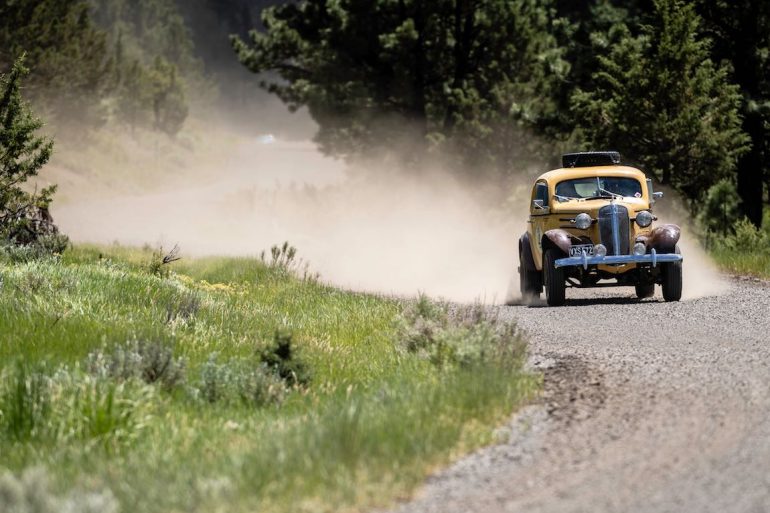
[651,186,730,300]
[51,136,530,303]
[48,132,727,303]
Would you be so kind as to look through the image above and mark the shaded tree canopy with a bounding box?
[0,0,110,130]
[233,0,569,174]
[695,0,770,225]
[571,0,749,206]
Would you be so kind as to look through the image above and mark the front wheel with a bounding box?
[543,249,566,306]
[662,247,682,302]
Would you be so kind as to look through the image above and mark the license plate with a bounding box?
[569,244,594,257]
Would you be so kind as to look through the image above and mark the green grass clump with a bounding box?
[0,244,537,513]
[708,214,770,279]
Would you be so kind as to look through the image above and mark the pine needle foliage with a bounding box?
[571,0,749,206]
[0,56,56,243]
[233,0,569,175]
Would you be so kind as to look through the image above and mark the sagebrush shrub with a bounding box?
[164,290,201,325]
[196,353,286,407]
[0,234,69,263]
[87,341,186,389]
[397,296,525,368]
[259,242,318,281]
[0,467,118,513]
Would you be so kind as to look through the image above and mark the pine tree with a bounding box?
[232,0,568,176]
[92,0,196,135]
[149,57,189,137]
[117,59,153,133]
[0,57,58,245]
[0,0,110,133]
[571,0,748,206]
[696,0,770,227]
[698,179,741,238]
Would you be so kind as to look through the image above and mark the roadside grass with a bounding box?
[0,244,537,513]
[709,249,770,280]
[708,211,770,280]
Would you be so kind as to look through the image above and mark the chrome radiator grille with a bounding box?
[598,204,630,256]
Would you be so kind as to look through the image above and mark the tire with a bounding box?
[519,237,541,301]
[662,247,682,302]
[635,283,655,299]
[543,249,566,306]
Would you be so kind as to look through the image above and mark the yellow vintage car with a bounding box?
[519,151,683,306]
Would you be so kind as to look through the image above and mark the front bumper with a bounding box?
[554,248,683,270]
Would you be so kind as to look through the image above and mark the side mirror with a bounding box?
[532,199,544,209]
[647,178,663,205]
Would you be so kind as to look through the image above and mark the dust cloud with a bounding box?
[47,123,727,304]
[51,134,529,304]
[652,187,730,300]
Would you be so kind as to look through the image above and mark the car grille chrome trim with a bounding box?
[598,204,630,256]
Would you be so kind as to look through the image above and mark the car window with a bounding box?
[535,182,549,207]
[555,177,642,199]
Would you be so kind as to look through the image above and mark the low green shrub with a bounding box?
[0,363,51,441]
[398,295,526,369]
[145,245,181,278]
[259,241,318,281]
[195,353,286,407]
[259,330,311,387]
[87,341,186,390]
[0,467,118,513]
[720,218,770,253]
[51,371,153,449]
[0,362,153,448]
[163,289,201,325]
[0,234,69,264]
[708,216,770,279]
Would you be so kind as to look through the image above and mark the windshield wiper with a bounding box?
[598,187,623,199]
[554,194,581,202]
[582,193,620,201]
[595,177,623,200]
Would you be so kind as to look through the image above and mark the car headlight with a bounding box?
[633,242,646,256]
[635,210,653,228]
[594,244,607,257]
[574,213,592,230]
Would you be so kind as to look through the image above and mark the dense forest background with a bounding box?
[1,0,768,229]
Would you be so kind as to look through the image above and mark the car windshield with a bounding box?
[554,176,642,201]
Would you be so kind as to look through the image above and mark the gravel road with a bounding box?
[390,278,770,513]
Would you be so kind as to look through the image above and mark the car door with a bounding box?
[529,180,550,269]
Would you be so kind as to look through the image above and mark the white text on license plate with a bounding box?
[569,245,594,257]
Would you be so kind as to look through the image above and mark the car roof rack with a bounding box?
[562,151,621,168]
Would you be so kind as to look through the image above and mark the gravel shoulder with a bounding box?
[389,279,770,513]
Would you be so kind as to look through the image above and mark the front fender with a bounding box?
[644,224,681,253]
[544,229,582,255]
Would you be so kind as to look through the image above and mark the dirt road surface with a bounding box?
[390,279,770,513]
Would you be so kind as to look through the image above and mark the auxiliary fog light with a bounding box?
[594,244,607,257]
[633,242,647,256]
